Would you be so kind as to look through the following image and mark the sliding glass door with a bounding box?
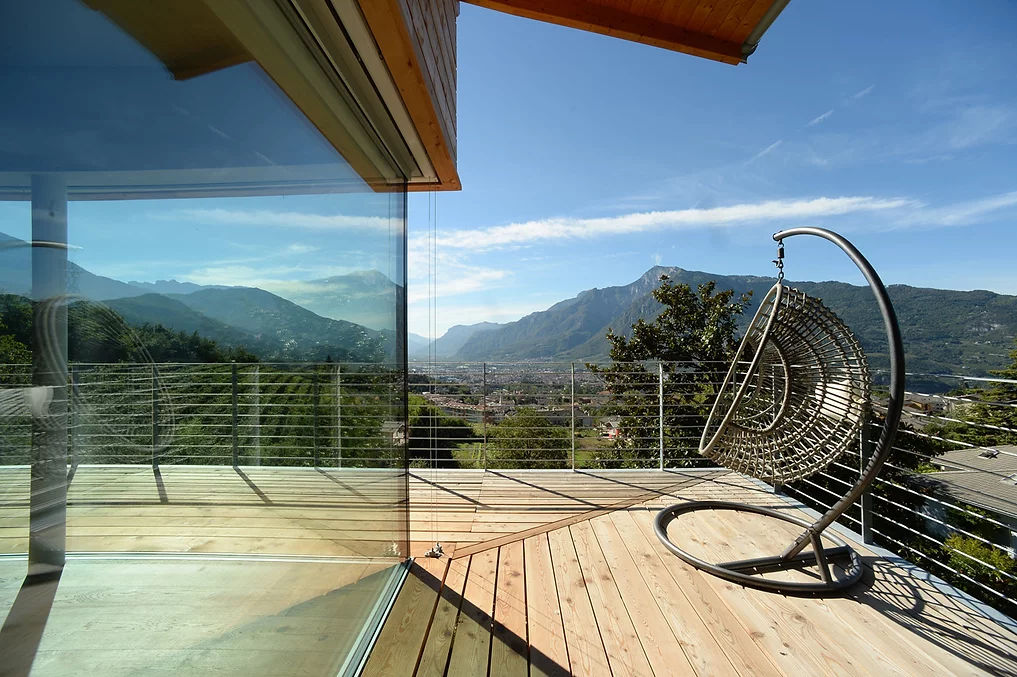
[0,2,408,673]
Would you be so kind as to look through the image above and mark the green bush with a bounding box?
[945,533,1017,594]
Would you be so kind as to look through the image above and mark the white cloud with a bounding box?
[183,264,299,287]
[807,110,834,126]
[851,84,875,100]
[944,105,1015,150]
[407,267,508,303]
[182,262,367,288]
[411,195,918,252]
[900,190,1017,228]
[746,139,783,164]
[167,208,393,231]
[284,243,319,255]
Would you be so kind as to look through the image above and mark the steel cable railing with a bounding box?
[1,360,1014,615]
[408,361,729,470]
[778,370,1017,617]
[0,362,405,468]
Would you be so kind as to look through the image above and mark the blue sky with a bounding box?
[3,0,1013,340]
[406,0,1017,336]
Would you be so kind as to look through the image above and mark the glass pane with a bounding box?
[0,1,407,673]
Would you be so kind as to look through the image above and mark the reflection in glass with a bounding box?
[0,1,408,673]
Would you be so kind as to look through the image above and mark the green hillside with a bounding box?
[106,294,258,349]
[168,287,386,362]
[454,266,1017,377]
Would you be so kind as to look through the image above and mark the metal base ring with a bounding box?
[655,500,865,594]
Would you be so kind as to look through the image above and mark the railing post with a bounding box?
[70,365,78,469]
[312,369,320,468]
[859,417,874,544]
[658,361,665,471]
[336,363,342,469]
[570,362,576,471]
[151,364,159,468]
[231,362,238,467]
[252,365,260,466]
[482,362,488,470]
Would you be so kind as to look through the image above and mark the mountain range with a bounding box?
[408,322,502,360]
[3,227,1014,375]
[0,232,395,362]
[0,232,398,332]
[448,266,1017,377]
[104,289,386,362]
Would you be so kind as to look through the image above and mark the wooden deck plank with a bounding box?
[569,520,654,677]
[681,504,861,675]
[664,475,1013,675]
[446,548,498,676]
[664,473,1017,666]
[546,527,611,677]
[729,513,970,677]
[362,559,445,677]
[490,540,528,677]
[705,498,950,675]
[846,558,1017,675]
[523,533,570,677]
[416,557,470,677]
[609,508,781,677]
[4,466,1017,676]
[629,501,837,676]
[588,513,715,676]
[454,474,714,558]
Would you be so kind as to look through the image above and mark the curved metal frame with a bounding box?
[656,226,906,593]
[655,500,865,591]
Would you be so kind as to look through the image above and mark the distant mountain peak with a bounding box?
[451,264,1017,375]
[408,321,504,360]
[128,279,214,295]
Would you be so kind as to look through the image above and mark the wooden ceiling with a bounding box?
[463,0,791,65]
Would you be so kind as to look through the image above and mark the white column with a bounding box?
[30,174,68,573]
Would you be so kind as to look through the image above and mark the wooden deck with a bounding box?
[368,470,1017,677]
[0,465,691,559]
[2,466,1016,675]
[0,465,409,558]
[406,468,707,558]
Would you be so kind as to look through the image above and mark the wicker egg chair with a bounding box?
[654,227,905,593]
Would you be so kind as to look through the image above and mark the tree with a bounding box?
[407,394,476,468]
[589,276,751,467]
[487,407,569,469]
[962,337,1017,445]
[921,337,1017,449]
[0,322,30,364]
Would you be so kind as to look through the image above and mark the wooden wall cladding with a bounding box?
[403,0,457,160]
[359,0,461,190]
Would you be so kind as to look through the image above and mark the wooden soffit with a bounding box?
[464,0,791,65]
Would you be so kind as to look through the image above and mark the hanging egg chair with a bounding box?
[655,227,905,593]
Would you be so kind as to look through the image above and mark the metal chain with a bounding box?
[773,239,785,281]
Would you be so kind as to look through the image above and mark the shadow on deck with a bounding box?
[371,469,1017,677]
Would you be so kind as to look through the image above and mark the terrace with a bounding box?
[3,1,1016,675]
[2,362,1016,674]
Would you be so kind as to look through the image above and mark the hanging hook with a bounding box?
[773,239,785,281]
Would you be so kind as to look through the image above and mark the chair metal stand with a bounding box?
[655,227,905,594]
